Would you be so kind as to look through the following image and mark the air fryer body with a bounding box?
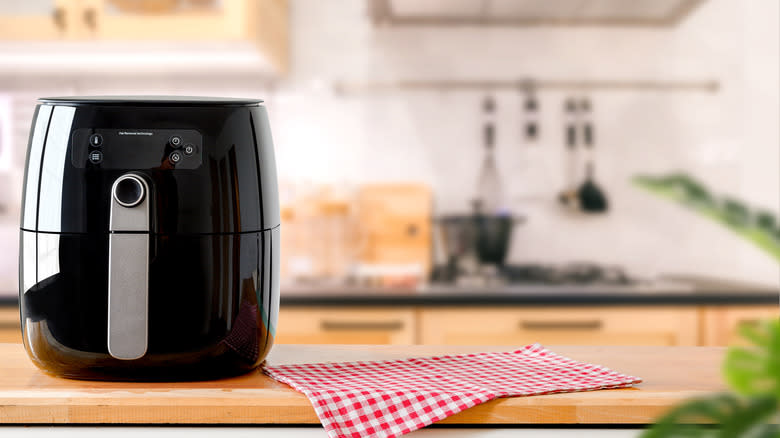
[18,97,280,380]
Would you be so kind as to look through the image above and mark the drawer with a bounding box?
[0,306,20,343]
[276,307,417,345]
[700,305,779,346]
[420,307,699,346]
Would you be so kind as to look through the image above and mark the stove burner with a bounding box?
[500,263,636,285]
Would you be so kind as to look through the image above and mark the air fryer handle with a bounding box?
[107,174,151,360]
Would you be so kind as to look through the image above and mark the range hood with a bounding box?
[369,0,706,27]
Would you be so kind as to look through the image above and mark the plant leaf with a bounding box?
[641,393,741,438]
[724,319,780,398]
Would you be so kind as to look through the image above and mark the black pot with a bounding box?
[437,214,522,268]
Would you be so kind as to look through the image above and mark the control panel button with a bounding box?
[183,144,194,155]
[88,150,103,164]
[168,151,182,164]
[113,176,146,208]
[169,136,182,147]
[89,134,103,146]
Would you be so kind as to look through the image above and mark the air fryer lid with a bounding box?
[38,96,264,106]
[22,97,279,235]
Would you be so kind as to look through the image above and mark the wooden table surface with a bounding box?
[0,343,725,425]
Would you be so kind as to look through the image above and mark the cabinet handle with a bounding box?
[520,320,602,331]
[321,320,403,331]
[84,8,97,31]
[52,7,66,31]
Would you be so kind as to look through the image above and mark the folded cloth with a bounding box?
[263,344,642,438]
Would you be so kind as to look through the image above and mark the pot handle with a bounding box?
[107,174,150,360]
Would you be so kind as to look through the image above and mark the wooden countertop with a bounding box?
[0,343,725,425]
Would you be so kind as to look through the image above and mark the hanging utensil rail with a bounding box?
[333,79,719,94]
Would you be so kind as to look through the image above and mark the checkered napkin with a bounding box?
[263,344,642,438]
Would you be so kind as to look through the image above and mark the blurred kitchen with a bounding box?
[0,0,777,346]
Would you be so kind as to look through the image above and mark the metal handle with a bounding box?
[320,320,404,331]
[520,320,603,331]
[52,7,65,30]
[107,174,150,360]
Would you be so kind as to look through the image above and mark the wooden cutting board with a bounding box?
[357,183,432,273]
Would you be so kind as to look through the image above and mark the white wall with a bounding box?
[266,0,779,284]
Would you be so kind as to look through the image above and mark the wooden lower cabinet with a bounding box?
[0,306,20,343]
[419,307,700,346]
[700,305,780,346]
[276,307,417,345]
[2,303,776,347]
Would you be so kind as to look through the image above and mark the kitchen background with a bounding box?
[0,0,778,346]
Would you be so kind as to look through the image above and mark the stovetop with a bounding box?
[430,262,697,293]
[499,263,637,285]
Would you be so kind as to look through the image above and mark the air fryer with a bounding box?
[18,96,280,380]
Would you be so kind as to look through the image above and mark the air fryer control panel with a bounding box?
[71,128,203,170]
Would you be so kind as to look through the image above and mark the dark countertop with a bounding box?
[2,275,778,308]
[280,274,778,307]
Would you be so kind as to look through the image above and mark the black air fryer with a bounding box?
[18,96,280,380]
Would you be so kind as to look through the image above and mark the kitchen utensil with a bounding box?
[19,96,280,380]
[577,99,608,212]
[521,82,539,142]
[558,98,579,206]
[476,95,505,214]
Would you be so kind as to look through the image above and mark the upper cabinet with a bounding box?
[369,0,706,27]
[0,0,67,40]
[0,0,288,75]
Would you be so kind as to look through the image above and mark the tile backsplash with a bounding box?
[0,0,777,295]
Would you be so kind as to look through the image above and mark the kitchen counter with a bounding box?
[1,276,776,308]
[0,343,725,425]
[279,276,779,307]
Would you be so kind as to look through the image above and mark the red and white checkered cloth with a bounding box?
[263,344,642,438]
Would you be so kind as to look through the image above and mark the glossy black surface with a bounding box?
[19,229,279,380]
[22,102,279,234]
[19,98,280,380]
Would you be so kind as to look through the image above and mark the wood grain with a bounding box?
[420,307,700,346]
[0,307,20,343]
[0,343,725,425]
[700,305,780,346]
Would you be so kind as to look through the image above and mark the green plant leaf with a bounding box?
[632,173,780,261]
[719,395,778,437]
[641,393,742,438]
[724,319,780,398]
[643,319,780,437]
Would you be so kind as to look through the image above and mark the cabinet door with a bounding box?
[276,307,417,345]
[0,0,74,40]
[0,306,20,343]
[701,305,780,346]
[420,307,699,346]
[83,0,245,40]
